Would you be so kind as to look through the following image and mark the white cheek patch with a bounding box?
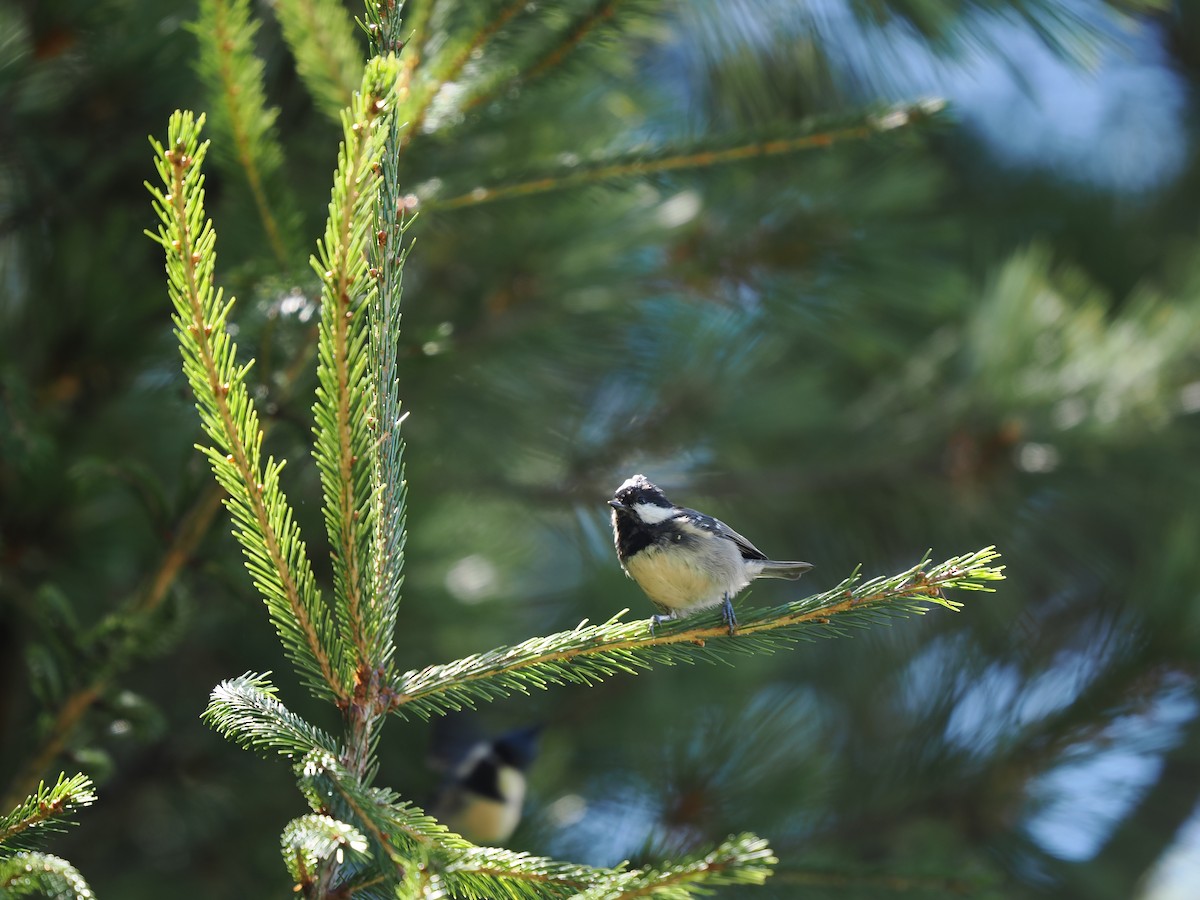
[453,743,491,779]
[632,502,675,524]
[496,767,526,807]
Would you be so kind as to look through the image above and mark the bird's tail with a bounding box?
[756,560,814,580]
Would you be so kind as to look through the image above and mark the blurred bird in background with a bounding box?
[430,715,541,845]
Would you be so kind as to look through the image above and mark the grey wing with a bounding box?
[676,508,769,560]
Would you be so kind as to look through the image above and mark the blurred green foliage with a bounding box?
[2,0,1199,897]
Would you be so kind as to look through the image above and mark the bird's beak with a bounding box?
[607,499,623,510]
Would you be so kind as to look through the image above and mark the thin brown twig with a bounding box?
[432,124,880,211]
[134,483,225,614]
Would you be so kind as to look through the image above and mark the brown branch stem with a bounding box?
[135,483,225,614]
[433,124,884,211]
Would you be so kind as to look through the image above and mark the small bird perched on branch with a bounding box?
[609,474,813,634]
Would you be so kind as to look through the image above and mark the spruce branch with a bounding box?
[191,0,295,267]
[364,110,414,675]
[398,0,530,146]
[427,100,946,212]
[387,548,1002,719]
[0,774,95,851]
[436,846,598,896]
[294,751,772,899]
[296,751,445,864]
[3,356,305,808]
[2,494,221,808]
[361,0,417,682]
[4,245,336,809]
[521,0,627,83]
[295,751,443,894]
[203,673,341,760]
[310,56,403,687]
[1,689,105,816]
[296,749,566,878]
[273,0,362,120]
[581,834,777,900]
[462,0,632,115]
[282,815,370,885]
[146,111,346,702]
[0,852,94,900]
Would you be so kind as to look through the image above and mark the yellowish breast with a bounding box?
[625,544,725,611]
[453,796,520,845]
[447,767,525,844]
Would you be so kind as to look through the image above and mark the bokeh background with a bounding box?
[3,0,1200,896]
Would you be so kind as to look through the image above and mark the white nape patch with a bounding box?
[631,502,675,524]
[452,742,491,779]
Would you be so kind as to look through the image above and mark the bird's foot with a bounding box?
[650,613,670,636]
[721,595,738,635]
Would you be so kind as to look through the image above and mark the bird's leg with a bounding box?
[721,594,737,635]
[649,612,671,636]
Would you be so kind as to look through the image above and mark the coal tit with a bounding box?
[432,723,540,845]
[609,474,813,634]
